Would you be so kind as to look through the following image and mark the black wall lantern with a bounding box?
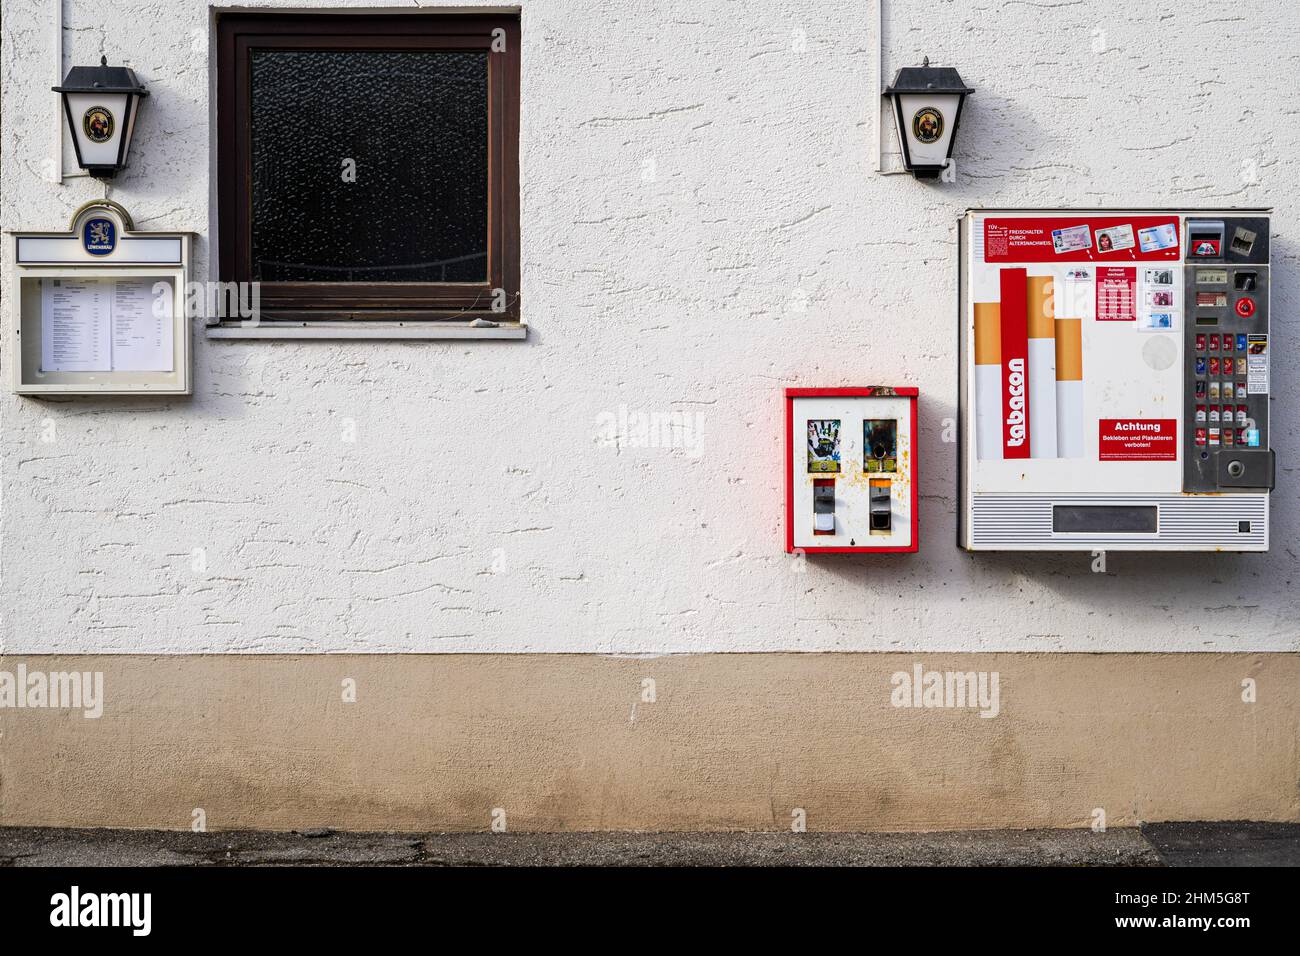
[53,56,149,179]
[883,59,973,179]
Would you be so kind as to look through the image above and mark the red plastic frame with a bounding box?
[784,387,920,554]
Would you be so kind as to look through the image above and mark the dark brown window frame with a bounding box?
[216,13,520,322]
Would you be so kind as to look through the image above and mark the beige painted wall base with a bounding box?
[1,654,1296,832]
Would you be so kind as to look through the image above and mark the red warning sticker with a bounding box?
[1099,419,1178,461]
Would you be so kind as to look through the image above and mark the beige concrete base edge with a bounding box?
[1,653,1297,832]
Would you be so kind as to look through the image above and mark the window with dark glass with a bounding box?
[217,14,519,321]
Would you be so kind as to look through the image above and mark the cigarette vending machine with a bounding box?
[958,208,1274,551]
[785,387,918,553]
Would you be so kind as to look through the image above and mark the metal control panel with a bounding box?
[1183,216,1273,493]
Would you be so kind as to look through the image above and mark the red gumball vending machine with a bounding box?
[784,387,919,553]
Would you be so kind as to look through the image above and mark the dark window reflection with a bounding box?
[249,50,489,283]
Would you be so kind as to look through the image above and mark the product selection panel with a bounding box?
[1183,217,1271,492]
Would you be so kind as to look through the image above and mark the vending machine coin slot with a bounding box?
[869,479,892,534]
[1230,227,1257,257]
[813,479,836,535]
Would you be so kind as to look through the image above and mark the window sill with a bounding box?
[205,320,527,341]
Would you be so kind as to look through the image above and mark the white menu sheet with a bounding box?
[41,279,111,371]
[41,277,173,373]
[111,278,174,372]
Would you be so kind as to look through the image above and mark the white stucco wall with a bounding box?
[1,0,1296,653]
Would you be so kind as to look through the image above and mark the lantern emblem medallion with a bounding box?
[912,107,943,144]
[83,106,114,143]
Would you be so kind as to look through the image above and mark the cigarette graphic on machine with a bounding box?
[1054,317,1084,456]
[1026,275,1058,459]
[975,269,1084,460]
[973,302,1002,460]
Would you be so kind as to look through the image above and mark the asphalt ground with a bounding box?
[1,822,1295,866]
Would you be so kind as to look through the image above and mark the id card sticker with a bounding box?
[1096,224,1135,253]
[1052,224,1092,255]
[807,419,841,473]
[1137,223,1178,253]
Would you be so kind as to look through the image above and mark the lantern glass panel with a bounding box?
[64,91,130,166]
[897,92,961,169]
